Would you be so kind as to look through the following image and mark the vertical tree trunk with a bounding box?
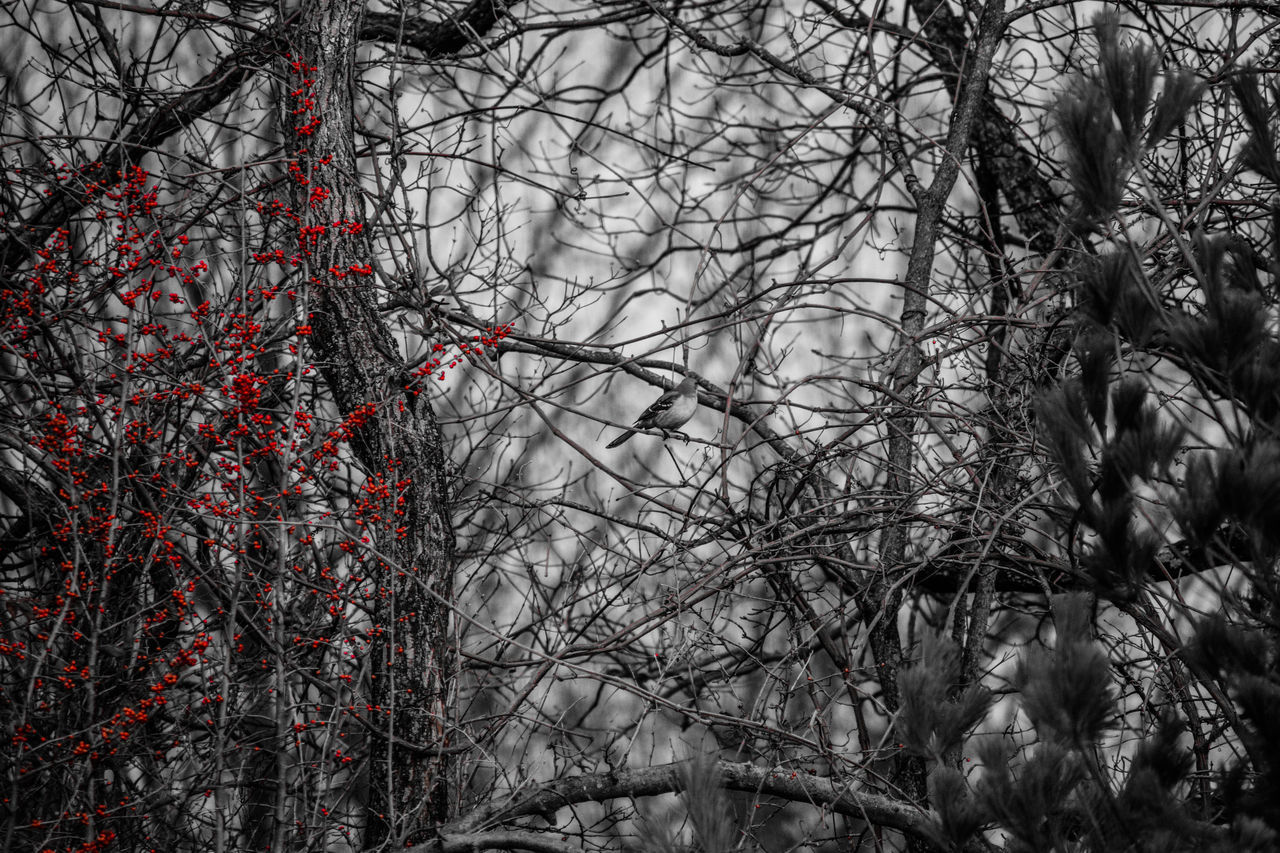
[870,0,1007,842]
[283,2,456,846]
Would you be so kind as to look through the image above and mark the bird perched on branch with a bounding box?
[606,375,699,448]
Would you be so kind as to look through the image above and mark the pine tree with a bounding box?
[898,17,1280,852]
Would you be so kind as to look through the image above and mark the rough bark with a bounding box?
[284,1,456,845]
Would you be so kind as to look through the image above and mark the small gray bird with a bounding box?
[606,376,699,448]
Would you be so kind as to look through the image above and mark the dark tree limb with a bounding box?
[441,759,929,843]
[0,1,512,279]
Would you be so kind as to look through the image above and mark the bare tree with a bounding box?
[3,1,1279,851]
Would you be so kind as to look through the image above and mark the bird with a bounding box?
[606,375,699,448]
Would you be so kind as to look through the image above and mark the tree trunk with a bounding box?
[283,2,456,846]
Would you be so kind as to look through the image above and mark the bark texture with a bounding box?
[285,1,456,844]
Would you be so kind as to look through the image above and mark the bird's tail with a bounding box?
[606,429,636,449]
